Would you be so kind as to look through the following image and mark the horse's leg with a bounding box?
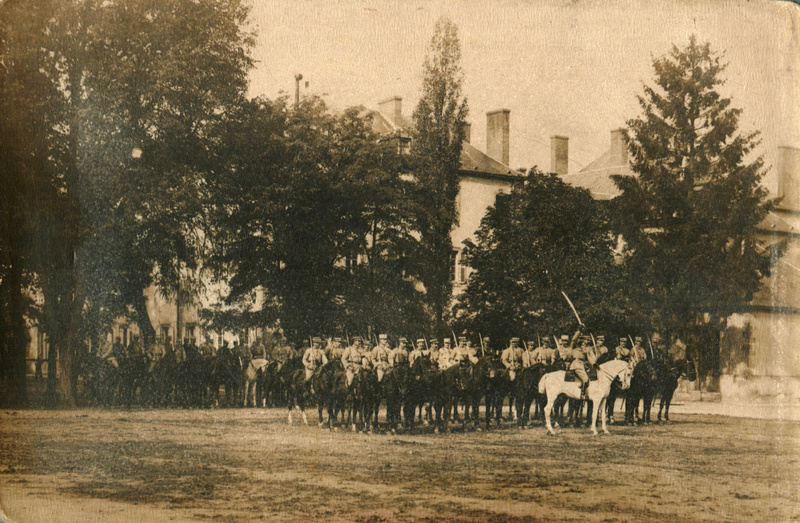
[594,396,606,435]
[544,393,557,436]
[664,386,675,422]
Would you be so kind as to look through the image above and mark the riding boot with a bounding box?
[580,381,588,400]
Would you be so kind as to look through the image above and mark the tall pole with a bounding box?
[294,73,303,106]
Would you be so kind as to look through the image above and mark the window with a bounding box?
[160,325,171,344]
[450,249,458,282]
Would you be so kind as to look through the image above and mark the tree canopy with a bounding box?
[611,36,776,337]
[454,169,622,344]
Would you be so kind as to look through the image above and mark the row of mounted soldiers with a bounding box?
[81,327,690,430]
[300,332,669,394]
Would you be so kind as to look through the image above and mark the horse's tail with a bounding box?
[538,374,547,395]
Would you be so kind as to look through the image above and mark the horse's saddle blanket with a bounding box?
[564,368,598,382]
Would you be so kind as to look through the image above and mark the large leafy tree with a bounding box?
[612,36,776,352]
[207,97,424,342]
[454,169,621,344]
[1,0,254,405]
[411,17,469,336]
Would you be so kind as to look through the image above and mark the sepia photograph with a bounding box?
[1,0,799,521]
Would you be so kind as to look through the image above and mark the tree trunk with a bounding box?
[5,254,29,407]
[133,289,156,345]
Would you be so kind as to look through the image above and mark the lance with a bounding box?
[478,333,485,357]
[561,291,585,327]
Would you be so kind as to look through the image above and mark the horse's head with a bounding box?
[619,361,634,390]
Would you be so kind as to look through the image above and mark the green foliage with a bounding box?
[454,169,621,344]
[206,96,425,342]
[411,17,469,335]
[612,36,776,335]
[0,0,255,404]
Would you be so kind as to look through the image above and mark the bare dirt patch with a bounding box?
[1,408,799,521]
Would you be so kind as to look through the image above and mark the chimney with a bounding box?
[486,109,510,165]
[778,146,800,211]
[610,128,628,166]
[550,135,569,176]
[464,122,471,143]
[378,96,403,126]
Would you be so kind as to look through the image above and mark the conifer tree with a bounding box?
[612,36,776,349]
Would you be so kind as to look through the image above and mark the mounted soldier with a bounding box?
[453,339,478,366]
[615,337,631,361]
[595,335,609,359]
[427,338,440,364]
[250,339,266,360]
[569,332,590,399]
[631,336,648,365]
[501,338,524,381]
[390,337,410,367]
[341,337,366,387]
[302,337,328,383]
[329,337,346,361]
[409,339,425,367]
[438,338,453,370]
[370,334,391,381]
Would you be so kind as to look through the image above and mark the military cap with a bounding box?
[560,335,570,342]
[312,337,321,343]
[597,335,605,341]
[510,337,520,343]
[334,337,342,343]
[619,337,627,342]
[635,336,643,343]
[379,334,388,340]
[443,338,452,346]
[416,338,425,344]
[352,336,362,343]
[458,336,467,343]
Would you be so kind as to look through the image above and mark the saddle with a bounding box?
[564,367,598,383]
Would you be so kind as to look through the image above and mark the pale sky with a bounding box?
[248,0,800,193]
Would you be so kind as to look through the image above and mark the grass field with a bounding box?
[1,406,798,522]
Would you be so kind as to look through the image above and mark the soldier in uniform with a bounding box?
[570,335,590,398]
[438,338,453,369]
[371,334,392,381]
[329,337,345,362]
[453,339,479,365]
[556,334,573,363]
[341,337,366,386]
[302,337,328,382]
[501,338,524,381]
[199,336,216,359]
[250,339,266,360]
[409,339,425,367]
[529,339,545,365]
[595,335,609,360]
[427,339,440,365]
[390,337,410,367]
[541,338,557,365]
[615,337,631,361]
[631,336,647,365]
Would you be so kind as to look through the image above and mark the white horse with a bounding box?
[243,358,269,407]
[538,359,632,436]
